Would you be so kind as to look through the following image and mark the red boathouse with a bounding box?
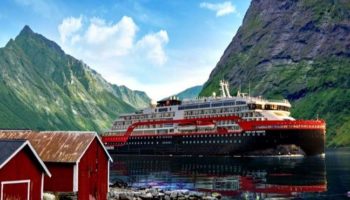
[0,139,51,200]
[0,131,113,200]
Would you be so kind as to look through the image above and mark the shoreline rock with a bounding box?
[108,186,221,200]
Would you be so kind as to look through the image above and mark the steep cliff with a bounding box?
[200,0,350,146]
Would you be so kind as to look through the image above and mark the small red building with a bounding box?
[0,131,112,200]
[0,139,51,200]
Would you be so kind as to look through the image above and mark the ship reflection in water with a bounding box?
[110,156,327,199]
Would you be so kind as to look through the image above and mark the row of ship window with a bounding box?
[127,141,164,145]
[120,112,175,121]
[123,132,266,140]
[125,140,242,145]
[178,100,246,110]
[129,136,173,140]
[248,103,290,111]
[184,115,265,121]
[182,132,266,137]
[114,120,174,129]
[184,107,249,115]
[182,140,242,144]
[185,113,264,120]
[255,125,324,129]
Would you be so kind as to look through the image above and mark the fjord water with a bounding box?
[110,149,350,199]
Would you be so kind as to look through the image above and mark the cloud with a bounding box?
[83,16,138,57]
[200,1,236,17]
[58,16,82,43]
[59,15,169,67]
[135,30,169,65]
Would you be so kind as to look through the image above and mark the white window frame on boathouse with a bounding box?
[1,179,30,200]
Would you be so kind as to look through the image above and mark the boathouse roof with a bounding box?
[0,139,51,176]
[0,131,112,163]
[0,139,26,166]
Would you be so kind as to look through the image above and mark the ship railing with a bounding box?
[182,96,290,106]
[104,115,243,144]
[242,96,290,104]
[267,99,290,104]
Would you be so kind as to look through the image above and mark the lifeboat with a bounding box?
[178,122,196,131]
[196,121,215,130]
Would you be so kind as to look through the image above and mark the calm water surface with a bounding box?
[110,149,350,199]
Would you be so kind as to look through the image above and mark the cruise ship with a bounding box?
[101,81,326,156]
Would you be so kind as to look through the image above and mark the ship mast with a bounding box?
[220,80,232,98]
[220,80,227,97]
[224,81,232,97]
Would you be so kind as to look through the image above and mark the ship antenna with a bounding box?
[248,81,251,97]
[220,80,227,97]
[224,81,232,98]
[237,81,241,97]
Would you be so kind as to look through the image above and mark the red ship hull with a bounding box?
[102,118,325,156]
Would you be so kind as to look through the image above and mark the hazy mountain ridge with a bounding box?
[172,85,203,100]
[112,85,150,109]
[0,26,150,132]
[200,0,350,146]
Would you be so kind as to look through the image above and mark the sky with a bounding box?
[0,0,251,100]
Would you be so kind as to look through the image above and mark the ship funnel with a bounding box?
[150,99,157,108]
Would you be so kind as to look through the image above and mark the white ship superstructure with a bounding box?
[104,81,292,136]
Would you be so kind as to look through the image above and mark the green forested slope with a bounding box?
[0,26,150,132]
[200,0,350,146]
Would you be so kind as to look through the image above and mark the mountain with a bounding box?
[172,85,203,100]
[112,85,150,109]
[200,0,350,146]
[0,26,150,132]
